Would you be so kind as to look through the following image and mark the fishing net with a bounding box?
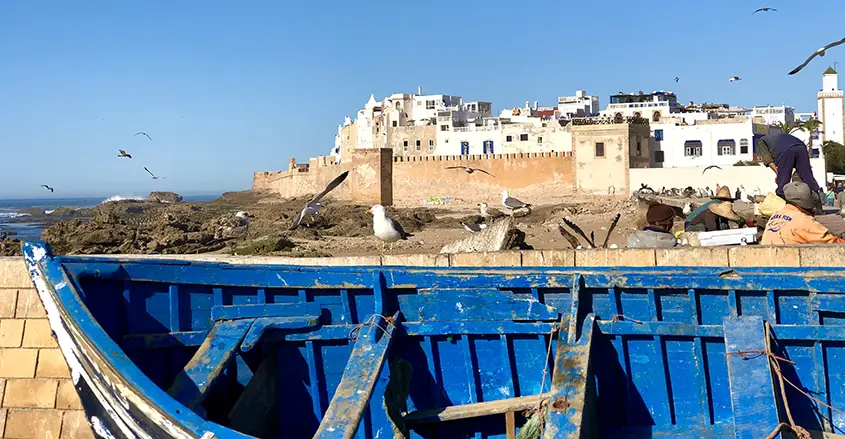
[516,411,542,439]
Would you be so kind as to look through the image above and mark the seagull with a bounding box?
[478,202,506,219]
[144,167,166,180]
[41,185,54,193]
[445,166,495,177]
[674,77,679,83]
[288,171,349,230]
[501,190,532,214]
[788,37,845,75]
[702,165,722,175]
[118,149,132,159]
[753,7,776,14]
[461,222,488,233]
[682,202,692,216]
[214,211,252,251]
[367,204,413,253]
[134,132,152,141]
[729,76,742,82]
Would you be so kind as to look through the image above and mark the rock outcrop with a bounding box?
[149,192,183,203]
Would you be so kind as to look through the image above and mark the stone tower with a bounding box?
[818,66,845,146]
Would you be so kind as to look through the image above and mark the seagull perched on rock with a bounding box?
[288,171,349,230]
[445,166,495,177]
[214,211,252,251]
[134,132,152,141]
[461,222,488,233]
[367,204,413,253]
[144,167,166,180]
[501,190,532,215]
[789,37,845,75]
[41,185,54,193]
[729,76,742,82]
[118,149,132,159]
[478,202,506,219]
[753,7,776,14]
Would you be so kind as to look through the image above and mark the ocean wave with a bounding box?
[100,195,147,204]
[0,212,30,219]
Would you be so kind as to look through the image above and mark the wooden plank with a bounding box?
[544,314,596,439]
[723,316,779,439]
[166,319,252,410]
[227,352,278,437]
[239,316,322,351]
[210,302,320,321]
[403,393,552,424]
[312,313,399,439]
[400,289,558,322]
[506,411,516,439]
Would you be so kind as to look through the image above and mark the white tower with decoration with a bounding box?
[818,66,845,146]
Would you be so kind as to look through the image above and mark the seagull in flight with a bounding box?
[118,149,132,159]
[134,132,152,141]
[41,185,54,193]
[144,167,166,180]
[753,7,776,14]
[729,76,742,82]
[445,166,495,177]
[702,165,722,175]
[288,171,349,230]
[789,37,845,75]
[673,77,679,83]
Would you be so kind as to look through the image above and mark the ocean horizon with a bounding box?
[0,194,220,240]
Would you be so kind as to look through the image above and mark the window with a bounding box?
[392,120,397,127]
[684,140,703,157]
[654,129,664,141]
[655,150,665,163]
[403,141,408,152]
[537,136,543,144]
[426,100,435,110]
[483,140,494,154]
[595,142,605,157]
[519,133,528,141]
[717,139,736,156]
[636,139,642,156]
[440,125,448,131]
[506,135,513,142]
[429,139,435,151]
[739,138,749,154]
[652,111,661,122]
[415,140,421,151]
[460,141,470,155]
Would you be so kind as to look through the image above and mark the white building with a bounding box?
[413,90,463,126]
[434,118,572,156]
[601,91,679,122]
[818,67,845,146]
[558,91,599,118]
[751,105,796,126]
[651,117,764,168]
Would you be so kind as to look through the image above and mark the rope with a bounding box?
[348,314,396,341]
[608,314,646,324]
[529,323,560,438]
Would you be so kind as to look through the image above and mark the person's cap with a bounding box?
[712,186,734,201]
[646,204,675,224]
[708,201,742,222]
[783,181,817,210]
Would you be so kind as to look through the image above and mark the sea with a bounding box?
[0,195,219,240]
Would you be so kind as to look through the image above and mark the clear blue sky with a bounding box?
[1,0,843,198]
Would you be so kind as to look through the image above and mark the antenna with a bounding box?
[835,61,839,72]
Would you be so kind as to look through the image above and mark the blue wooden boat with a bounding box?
[21,240,845,438]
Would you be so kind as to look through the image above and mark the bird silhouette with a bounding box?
[729,76,742,82]
[674,77,679,83]
[753,7,776,14]
[118,150,132,159]
[288,171,349,230]
[702,165,722,175]
[134,132,152,141]
[445,166,495,177]
[144,167,165,179]
[41,185,54,193]
[789,37,845,75]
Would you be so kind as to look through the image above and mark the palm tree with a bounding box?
[773,121,801,134]
[800,118,823,155]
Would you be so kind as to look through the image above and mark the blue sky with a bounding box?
[0,0,843,198]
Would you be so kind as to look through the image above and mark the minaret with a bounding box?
[818,66,845,146]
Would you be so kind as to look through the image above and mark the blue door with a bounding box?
[483,140,494,154]
[460,141,470,155]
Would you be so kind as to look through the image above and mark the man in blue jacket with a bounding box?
[757,133,823,214]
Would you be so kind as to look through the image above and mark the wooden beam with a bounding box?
[403,393,551,425]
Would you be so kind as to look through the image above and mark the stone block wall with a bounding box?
[0,258,92,439]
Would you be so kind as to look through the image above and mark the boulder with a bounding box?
[149,192,183,203]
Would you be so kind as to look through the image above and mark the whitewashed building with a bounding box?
[818,67,845,146]
[558,91,599,118]
[650,117,766,168]
[435,118,572,156]
[751,105,796,125]
[600,91,680,122]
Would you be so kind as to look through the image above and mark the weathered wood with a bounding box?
[239,316,321,351]
[312,312,399,439]
[400,289,558,322]
[210,302,321,321]
[227,352,278,437]
[723,316,779,439]
[166,319,252,410]
[506,411,517,439]
[403,393,552,424]
[439,217,517,254]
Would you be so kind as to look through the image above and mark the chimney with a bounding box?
[418,85,422,95]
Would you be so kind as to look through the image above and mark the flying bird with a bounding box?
[674,77,679,83]
[445,166,495,177]
[134,132,152,141]
[729,76,742,82]
[461,222,488,233]
[788,37,845,75]
[288,171,349,230]
[702,165,722,175]
[144,167,166,180]
[367,204,413,253]
[478,202,506,219]
[41,185,54,193]
[118,149,132,159]
[753,7,776,14]
[501,190,532,214]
